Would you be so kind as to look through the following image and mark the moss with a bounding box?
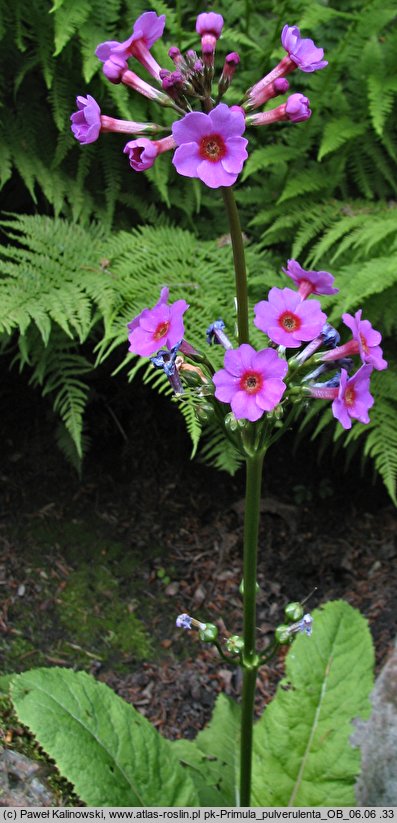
[0,636,46,674]
[26,518,126,564]
[58,563,152,664]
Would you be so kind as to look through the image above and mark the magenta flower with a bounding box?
[124,135,176,172]
[96,12,165,81]
[321,310,388,371]
[281,25,328,72]
[172,104,248,188]
[332,366,374,430]
[71,95,164,145]
[196,12,224,39]
[247,94,311,127]
[343,310,388,371]
[283,259,338,299]
[70,95,101,144]
[127,287,189,356]
[213,344,287,422]
[254,287,327,348]
[285,94,311,123]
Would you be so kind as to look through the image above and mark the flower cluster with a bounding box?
[71,11,327,188]
[127,262,387,431]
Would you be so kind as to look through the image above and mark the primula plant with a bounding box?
[6,8,383,809]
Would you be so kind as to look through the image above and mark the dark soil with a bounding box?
[1,366,396,749]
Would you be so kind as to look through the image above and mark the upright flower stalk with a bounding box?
[240,451,264,804]
[71,8,387,808]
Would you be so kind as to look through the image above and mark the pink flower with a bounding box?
[196,12,224,67]
[70,95,101,144]
[71,95,164,144]
[343,310,387,371]
[127,288,189,357]
[195,12,224,39]
[124,135,176,172]
[285,94,311,122]
[96,12,165,82]
[281,25,328,72]
[254,287,327,348]
[172,103,248,189]
[245,24,326,105]
[332,366,374,430]
[247,94,311,127]
[213,344,287,422]
[283,259,338,299]
[321,310,388,371]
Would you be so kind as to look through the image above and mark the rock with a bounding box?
[0,747,55,807]
[353,640,397,806]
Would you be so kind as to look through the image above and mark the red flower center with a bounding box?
[199,133,226,163]
[344,386,355,407]
[240,371,263,395]
[279,310,301,333]
[153,321,170,341]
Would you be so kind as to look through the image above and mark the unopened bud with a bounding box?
[199,623,218,642]
[284,602,304,622]
[275,624,293,645]
[225,635,244,654]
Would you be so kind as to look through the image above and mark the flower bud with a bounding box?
[199,623,219,642]
[284,601,304,622]
[275,624,294,644]
[225,635,244,654]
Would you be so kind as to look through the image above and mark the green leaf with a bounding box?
[252,600,374,806]
[11,668,198,807]
[172,693,241,806]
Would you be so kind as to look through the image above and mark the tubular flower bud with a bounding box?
[150,344,184,395]
[247,94,311,126]
[199,623,219,642]
[120,70,174,106]
[218,52,240,96]
[284,602,304,622]
[245,77,289,110]
[206,319,233,349]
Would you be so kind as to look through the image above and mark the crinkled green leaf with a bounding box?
[252,600,374,806]
[11,668,198,807]
[172,693,240,806]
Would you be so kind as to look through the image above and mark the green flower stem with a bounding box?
[240,452,264,805]
[221,187,250,345]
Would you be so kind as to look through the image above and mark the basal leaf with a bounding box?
[252,600,374,806]
[11,668,198,807]
[173,693,240,806]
